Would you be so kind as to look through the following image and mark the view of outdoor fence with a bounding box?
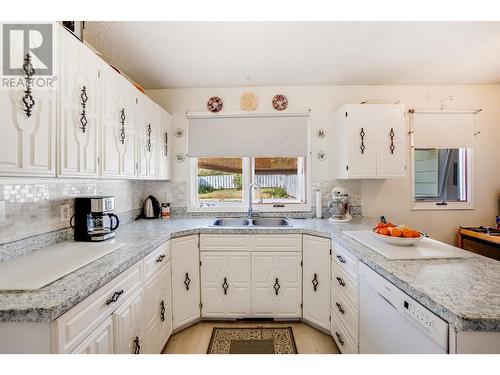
[198,174,298,198]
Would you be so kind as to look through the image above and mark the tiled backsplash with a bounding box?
[0,179,145,244]
[0,177,362,246]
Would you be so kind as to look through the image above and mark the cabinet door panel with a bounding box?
[303,235,331,331]
[347,106,377,178]
[113,289,145,354]
[58,29,99,177]
[376,105,406,178]
[201,252,251,318]
[71,317,114,354]
[251,252,302,318]
[171,235,200,330]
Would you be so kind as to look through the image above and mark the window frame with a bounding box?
[410,147,474,211]
[188,156,311,213]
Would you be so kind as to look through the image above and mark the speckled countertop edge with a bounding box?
[0,216,499,332]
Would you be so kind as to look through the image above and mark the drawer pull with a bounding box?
[336,255,346,264]
[105,289,124,305]
[312,273,319,292]
[336,302,345,314]
[274,278,281,295]
[133,336,141,354]
[336,276,346,287]
[160,300,166,322]
[222,277,229,295]
[335,332,344,346]
[184,273,191,291]
[155,254,166,263]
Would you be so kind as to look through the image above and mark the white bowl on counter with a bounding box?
[371,229,424,246]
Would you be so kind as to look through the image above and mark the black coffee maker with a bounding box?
[72,196,120,241]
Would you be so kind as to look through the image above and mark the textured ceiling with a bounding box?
[84,22,500,89]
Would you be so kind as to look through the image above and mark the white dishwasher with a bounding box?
[359,263,449,354]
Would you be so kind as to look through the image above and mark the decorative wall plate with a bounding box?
[272,94,288,111]
[207,96,223,113]
[317,151,327,161]
[174,128,184,138]
[317,128,326,138]
[175,153,186,162]
[240,92,258,111]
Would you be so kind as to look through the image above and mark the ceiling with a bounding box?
[84,22,500,89]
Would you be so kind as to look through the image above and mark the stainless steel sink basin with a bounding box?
[211,218,250,227]
[210,217,292,227]
[251,218,292,227]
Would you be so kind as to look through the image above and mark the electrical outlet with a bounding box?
[0,201,5,224]
[61,204,71,222]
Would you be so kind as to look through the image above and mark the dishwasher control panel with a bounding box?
[402,299,440,334]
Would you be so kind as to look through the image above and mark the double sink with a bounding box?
[211,217,292,227]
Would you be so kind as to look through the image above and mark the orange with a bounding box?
[379,228,390,236]
[386,222,396,228]
[411,230,420,238]
[376,222,387,229]
[389,227,402,237]
[402,229,413,238]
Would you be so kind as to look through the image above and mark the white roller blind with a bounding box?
[187,113,309,157]
[411,112,475,148]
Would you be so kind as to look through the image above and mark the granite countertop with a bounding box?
[0,216,499,332]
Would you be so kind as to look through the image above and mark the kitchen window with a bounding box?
[410,110,475,210]
[187,112,311,212]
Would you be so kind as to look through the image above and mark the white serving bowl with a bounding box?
[371,229,424,246]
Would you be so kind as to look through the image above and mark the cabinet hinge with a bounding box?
[346,165,349,171]
[345,112,348,117]
[135,162,138,170]
[97,156,100,166]
[329,315,331,322]
[136,98,138,104]
[97,69,100,78]
[330,248,332,256]
[199,302,203,309]
[199,260,202,266]
[300,261,303,267]
[300,303,303,309]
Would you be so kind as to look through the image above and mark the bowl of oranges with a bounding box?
[372,221,424,246]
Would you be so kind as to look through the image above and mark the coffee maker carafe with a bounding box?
[72,196,120,241]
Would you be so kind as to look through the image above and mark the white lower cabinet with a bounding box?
[302,235,331,331]
[143,262,173,353]
[171,235,201,330]
[200,252,251,318]
[72,317,114,354]
[113,289,145,354]
[252,252,302,318]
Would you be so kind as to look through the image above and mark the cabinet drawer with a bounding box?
[331,283,358,342]
[54,262,143,353]
[253,234,302,252]
[144,241,171,281]
[332,242,358,280]
[200,234,250,251]
[331,308,358,354]
[332,261,358,308]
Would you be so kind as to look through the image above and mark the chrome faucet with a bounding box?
[248,183,262,218]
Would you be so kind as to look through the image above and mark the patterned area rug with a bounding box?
[207,327,298,354]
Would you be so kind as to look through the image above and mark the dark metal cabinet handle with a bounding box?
[360,127,366,154]
[273,278,281,295]
[336,276,346,287]
[155,254,165,263]
[389,127,395,154]
[164,132,168,157]
[146,123,152,152]
[80,86,88,133]
[105,289,124,305]
[133,336,141,354]
[222,277,229,295]
[184,273,191,290]
[336,255,346,264]
[336,302,345,314]
[312,273,319,292]
[119,108,126,144]
[335,332,344,346]
[22,53,35,118]
[160,300,165,322]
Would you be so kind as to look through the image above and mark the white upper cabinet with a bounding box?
[58,28,99,178]
[333,104,406,179]
[157,109,172,180]
[0,27,57,177]
[100,62,138,179]
[137,98,158,179]
[303,235,331,331]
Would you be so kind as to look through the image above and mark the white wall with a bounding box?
[146,85,500,244]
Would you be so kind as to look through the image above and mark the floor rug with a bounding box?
[207,327,298,354]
